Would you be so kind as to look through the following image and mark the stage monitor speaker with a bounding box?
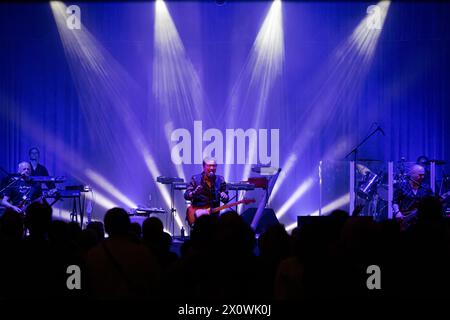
[241,208,279,234]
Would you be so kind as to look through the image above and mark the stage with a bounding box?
[1,1,450,301]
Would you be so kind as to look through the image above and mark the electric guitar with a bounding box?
[16,188,59,211]
[398,191,450,231]
[186,198,255,227]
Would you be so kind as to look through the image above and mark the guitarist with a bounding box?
[1,161,43,214]
[393,164,434,226]
[184,157,229,223]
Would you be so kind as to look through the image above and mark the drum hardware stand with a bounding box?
[344,124,384,214]
[156,176,186,237]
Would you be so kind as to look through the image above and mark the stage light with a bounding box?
[270,152,297,201]
[270,2,390,211]
[153,1,209,228]
[51,2,185,233]
[165,121,186,183]
[307,193,350,217]
[351,1,391,58]
[0,95,126,217]
[240,0,284,183]
[153,0,206,124]
[222,0,284,183]
[85,169,137,209]
[52,209,76,222]
[89,190,119,211]
[275,177,314,220]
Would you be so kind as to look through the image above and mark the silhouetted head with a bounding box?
[216,211,256,255]
[329,209,349,219]
[190,214,218,250]
[104,207,131,237]
[25,202,52,237]
[142,217,164,242]
[0,208,24,241]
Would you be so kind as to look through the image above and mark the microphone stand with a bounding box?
[0,166,11,177]
[344,126,382,214]
[0,178,20,194]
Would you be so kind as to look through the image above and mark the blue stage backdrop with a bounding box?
[1,1,450,233]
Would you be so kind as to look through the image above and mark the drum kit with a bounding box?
[355,158,447,219]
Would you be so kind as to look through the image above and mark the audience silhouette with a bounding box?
[1,196,449,300]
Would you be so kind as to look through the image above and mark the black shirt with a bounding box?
[393,181,434,212]
[184,173,228,208]
[31,163,55,189]
[3,178,42,207]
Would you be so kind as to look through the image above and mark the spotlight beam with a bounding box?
[85,169,137,209]
[51,2,182,230]
[285,193,350,232]
[240,0,284,183]
[276,177,314,220]
[272,1,390,197]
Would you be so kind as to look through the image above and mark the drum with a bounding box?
[357,172,379,200]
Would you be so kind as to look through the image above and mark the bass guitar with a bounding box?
[398,191,450,231]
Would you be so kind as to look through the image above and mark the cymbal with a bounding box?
[356,163,371,175]
[427,159,446,165]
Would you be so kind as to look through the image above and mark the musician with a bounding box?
[1,162,42,214]
[184,157,229,220]
[393,164,434,220]
[28,147,55,189]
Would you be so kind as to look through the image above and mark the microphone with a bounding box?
[209,172,215,178]
[377,126,385,136]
